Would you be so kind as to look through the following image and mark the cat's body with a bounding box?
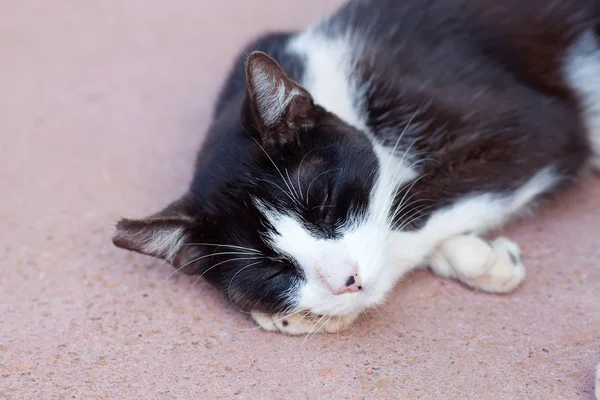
[114,0,600,340]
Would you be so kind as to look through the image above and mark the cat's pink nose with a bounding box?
[332,272,362,295]
[318,264,363,295]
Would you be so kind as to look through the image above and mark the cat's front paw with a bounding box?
[470,236,526,293]
[430,235,526,293]
[251,311,357,335]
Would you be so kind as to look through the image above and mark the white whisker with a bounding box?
[302,313,327,346]
[284,168,298,200]
[381,108,420,180]
[305,168,340,202]
[226,261,264,312]
[387,172,432,231]
[243,127,299,205]
[296,145,334,202]
[291,311,310,328]
[187,256,266,297]
[390,198,434,223]
[184,243,262,254]
[257,178,298,204]
[196,256,265,281]
[387,204,436,236]
[156,251,259,289]
[395,209,438,232]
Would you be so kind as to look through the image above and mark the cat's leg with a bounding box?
[251,310,360,336]
[387,167,555,276]
[386,164,566,288]
[429,234,525,293]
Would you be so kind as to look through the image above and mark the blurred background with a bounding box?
[1,1,598,398]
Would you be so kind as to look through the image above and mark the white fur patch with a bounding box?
[256,195,389,316]
[564,31,600,169]
[374,143,420,188]
[252,70,300,126]
[507,166,559,214]
[144,227,187,261]
[287,30,369,132]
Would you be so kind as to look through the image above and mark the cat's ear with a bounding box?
[112,198,208,274]
[244,51,316,147]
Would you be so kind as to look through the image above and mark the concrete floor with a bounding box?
[1,1,599,399]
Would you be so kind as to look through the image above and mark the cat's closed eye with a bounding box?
[317,192,336,225]
[306,189,338,233]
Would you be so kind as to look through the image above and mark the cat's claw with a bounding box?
[430,235,526,293]
[251,311,357,335]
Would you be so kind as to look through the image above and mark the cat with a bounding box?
[113,0,600,341]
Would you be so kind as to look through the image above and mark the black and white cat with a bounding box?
[113,0,600,340]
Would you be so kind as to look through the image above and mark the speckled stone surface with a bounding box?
[1,1,599,399]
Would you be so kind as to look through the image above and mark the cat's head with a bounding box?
[113,52,397,318]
